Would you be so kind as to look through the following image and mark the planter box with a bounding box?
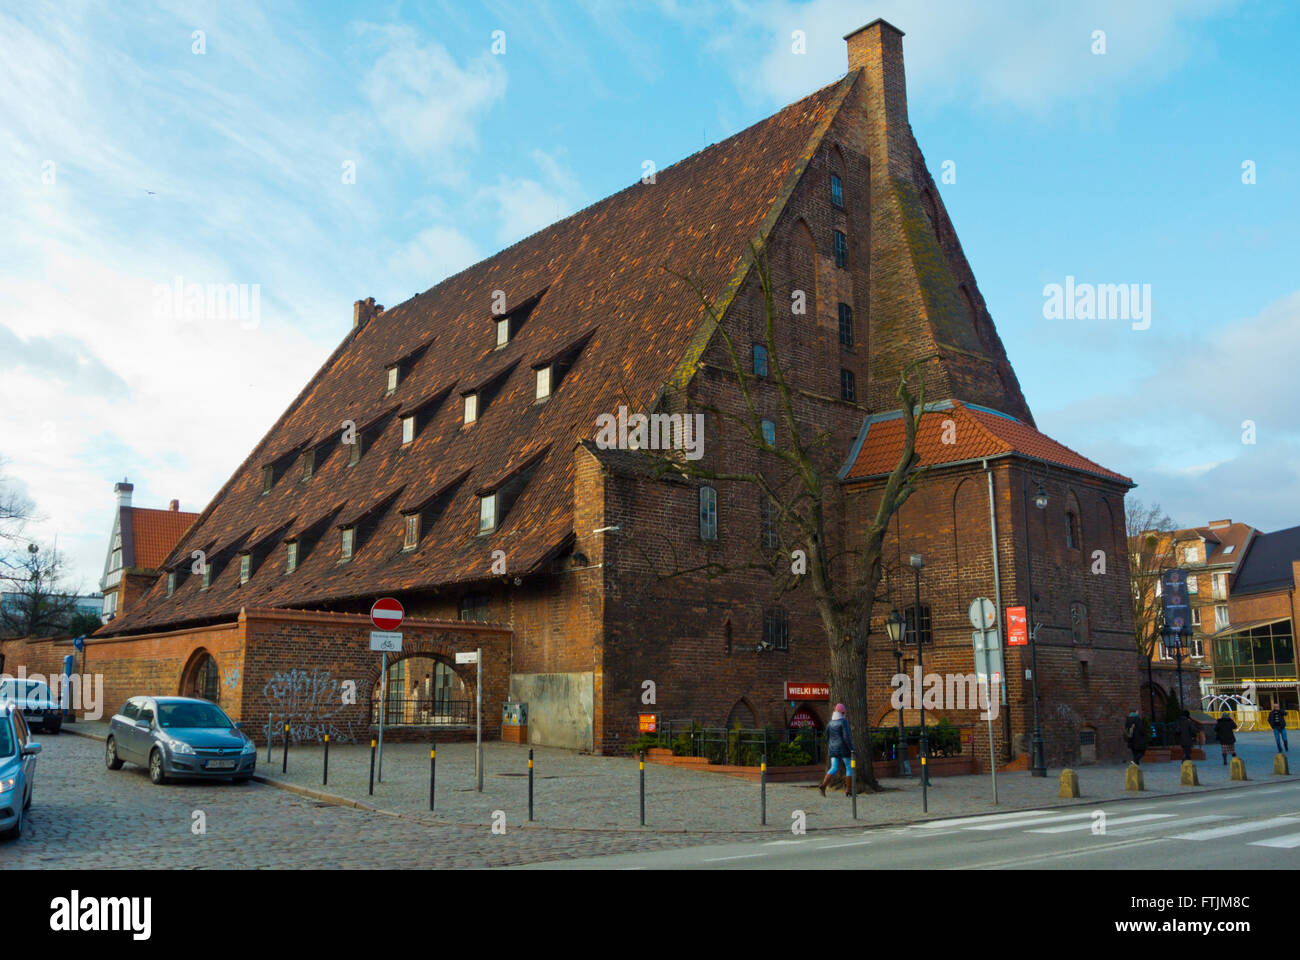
[501,724,527,744]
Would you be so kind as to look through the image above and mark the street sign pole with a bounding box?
[378,650,387,782]
[476,647,483,792]
[369,598,406,786]
[969,597,1000,805]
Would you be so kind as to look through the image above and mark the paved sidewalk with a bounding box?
[69,720,1294,834]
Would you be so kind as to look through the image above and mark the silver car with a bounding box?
[106,696,256,785]
[0,705,42,840]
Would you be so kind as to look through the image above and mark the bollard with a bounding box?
[850,753,858,819]
[1059,769,1080,798]
[369,739,377,795]
[1230,756,1247,781]
[282,722,289,773]
[1125,763,1144,792]
[760,754,767,826]
[528,748,535,822]
[1180,760,1200,786]
[430,745,436,811]
[639,750,646,826]
[1274,753,1290,776]
[323,734,329,786]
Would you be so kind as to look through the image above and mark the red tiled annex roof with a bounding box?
[125,507,200,570]
[101,74,855,636]
[841,400,1132,485]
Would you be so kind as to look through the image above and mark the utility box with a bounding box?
[502,701,528,744]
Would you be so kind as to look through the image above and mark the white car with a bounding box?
[0,679,63,735]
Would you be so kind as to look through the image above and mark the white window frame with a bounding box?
[386,366,399,394]
[239,553,251,585]
[495,318,509,348]
[286,541,298,574]
[1214,604,1229,631]
[699,486,718,542]
[535,365,552,401]
[402,416,415,445]
[479,493,497,533]
[404,514,420,550]
[1187,574,1198,594]
[464,393,478,425]
[340,527,355,562]
[166,571,176,596]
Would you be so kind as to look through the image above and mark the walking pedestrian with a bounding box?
[1268,702,1289,753]
[818,703,855,797]
[1177,709,1200,761]
[1215,711,1238,764]
[1124,709,1147,764]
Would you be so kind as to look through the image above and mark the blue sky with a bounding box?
[2,0,1298,590]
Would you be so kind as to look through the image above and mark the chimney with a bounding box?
[169,499,180,512]
[353,296,384,331]
[114,480,133,508]
[1208,519,1232,528]
[844,19,914,183]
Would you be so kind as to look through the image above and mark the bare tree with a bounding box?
[0,542,82,638]
[1126,499,1179,662]
[634,247,929,791]
[0,458,37,572]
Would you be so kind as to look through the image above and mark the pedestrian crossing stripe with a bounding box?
[1249,832,1300,849]
[1026,813,1174,834]
[1169,816,1300,842]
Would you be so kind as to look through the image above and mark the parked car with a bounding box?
[0,678,62,734]
[0,705,42,840]
[106,696,256,785]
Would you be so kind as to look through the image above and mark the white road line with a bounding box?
[1027,813,1174,834]
[1250,832,1300,849]
[818,839,873,850]
[1170,816,1300,841]
[968,807,1151,831]
[1108,814,1219,836]
[762,839,808,846]
[911,809,1052,829]
[701,852,768,862]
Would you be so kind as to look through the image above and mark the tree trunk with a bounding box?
[829,636,879,791]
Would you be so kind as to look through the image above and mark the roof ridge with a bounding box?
[947,400,1013,456]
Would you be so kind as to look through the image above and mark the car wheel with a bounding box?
[1,805,22,841]
[45,719,61,735]
[105,737,124,770]
[148,749,167,785]
[23,784,31,811]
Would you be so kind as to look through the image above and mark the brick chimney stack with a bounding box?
[169,499,180,512]
[353,297,385,331]
[844,19,914,184]
[114,480,133,508]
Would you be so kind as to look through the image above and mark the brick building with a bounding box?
[25,21,1140,763]
[99,481,200,623]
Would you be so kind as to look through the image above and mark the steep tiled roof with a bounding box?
[840,400,1132,485]
[102,74,854,636]
[1231,524,1300,596]
[122,507,200,570]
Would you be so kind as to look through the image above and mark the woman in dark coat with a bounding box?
[1215,712,1238,764]
[1177,710,1200,760]
[818,703,855,797]
[1124,710,1147,764]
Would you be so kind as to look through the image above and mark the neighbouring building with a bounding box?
[99,481,200,623]
[31,21,1141,765]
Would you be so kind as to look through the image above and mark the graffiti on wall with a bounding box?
[223,665,241,690]
[263,668,358,744]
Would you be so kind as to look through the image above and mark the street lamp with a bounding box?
[885,609,909,777]
[1022,478,1048,778]
[910,553,931,811]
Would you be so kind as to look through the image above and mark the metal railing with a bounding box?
[368,698,472,726]
[652,720,970,766]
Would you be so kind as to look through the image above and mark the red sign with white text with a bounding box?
[789,708,821,730]
[784,682,829,701]
[1007,606,1028,646]
[638,713,658,734]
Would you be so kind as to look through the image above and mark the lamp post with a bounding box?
[886,609,908,777]
[910,554,931,810]
[1022,478,1049,778]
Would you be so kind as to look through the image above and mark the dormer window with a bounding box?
[464,392,479,425]
[238,553,251,585]
[402,416,416,445]
[201,562,212,590]
[479,493,497,533]
[261,465,274,494]
[302,448,314,481]
[535,365,552,401]
[340,527,355,562]
[166,571,176,596]
[403,514,420,550]
[386,365,399,394]
[286,541,299,574]
[348,438,362,466]
[495,317,510,348]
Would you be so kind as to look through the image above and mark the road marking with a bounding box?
[1108,814,1218,836]
[818,839,873,850]
[1250,832,1300,849]
[968,807,1151,831]
[1027,813,1175,834]
[1170,816,1300,841]
[701,852,768,862]
[762,839,808,846]
[911,809,1052,829]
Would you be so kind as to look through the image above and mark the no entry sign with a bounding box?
[370,597,405,631]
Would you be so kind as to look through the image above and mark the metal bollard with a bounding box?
[850,753,857,819]
[639,751,646,826]
[528,748,535,822]
[282,722,289,773]
[323,734,329,786]
[430,745,436,811]
[760,754,767,826]
[368,739,376,796]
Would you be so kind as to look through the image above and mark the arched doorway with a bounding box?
[182,650,221,704]
[371,655,471,726]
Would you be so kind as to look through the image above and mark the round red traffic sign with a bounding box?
[370,597,404,631]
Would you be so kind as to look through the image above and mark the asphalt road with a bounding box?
[519,778,1300,869]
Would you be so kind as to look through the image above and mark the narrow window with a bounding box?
[286,541,298,574]
[764,608,789,651]
[348,438,361,466]
[166,571,176,597]
[699,486,718,541]
[753,344,768,378]
[404,514,420,550]
[840,368,856,402]
[261,465,274,494]
[479,493,497,533]
[340,527,355,562]
[464,392,478,425]
[761,419,776,447]
[760,495,779,550]
[238,553,251,585]
[830,173,844,209]
[302,449,314,481]
[535,365,552,401]
[838,302,854,347]
[495,317,510,348]
[904,604,932,645]
[201,563,212,590]
[386,366,399,394]
[402,415,415,445]
[833,230,848,269]
[1066,511,1079,549]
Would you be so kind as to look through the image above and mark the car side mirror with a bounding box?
[22,743,42,757]
[234,721,243,730]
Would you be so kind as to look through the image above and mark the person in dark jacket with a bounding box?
[1177,710,1201,761]
[1124,710,1147,764]
[818,703,855,797]
[1215,712,1238,764]
[1268,704,1289,753]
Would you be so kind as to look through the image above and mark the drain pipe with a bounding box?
[984,459,1013,761]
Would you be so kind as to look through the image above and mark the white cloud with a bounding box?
[385,226,481,301]
[489,150,584,246]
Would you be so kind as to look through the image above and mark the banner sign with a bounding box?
[784,682,829,701]
[1006,606,1028,646]
[638,713,658,734]
[1160,568,1193,638]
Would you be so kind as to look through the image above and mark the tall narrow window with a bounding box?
[302,449,314,481]
[238,553,251,585]
[764,608,789,651]
[761,419,776,447]
[840,368,856,402]
[286,541,298,574]
[760,495,779,550]
[699,486,718,541]
[830,173,844,209]
[753,345,769,378]
[904,604,932,645]
[535,365,552,401]
[1066,511,1080,549]
[464,393,478,425]
[386,366,399,394]
[261,465,274,494]
[201,562,212,590]
[838,303,854,347]
[833,230,848,269]
[495,317,510,348]
[402,416,415,445]
[479,493,497,533]
[404,514,420,550]
[166,571,176,596]
[340,527,355,562]
[348,438,361,466]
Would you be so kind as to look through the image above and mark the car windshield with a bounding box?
[0,716,15,758]
[158,702,232,730]
[0,679,51,703]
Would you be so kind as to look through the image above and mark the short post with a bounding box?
[323,734,329,786]
[850,753,858,819]
[528,748,535,822]
[368,738,377,796]
[760,754,767,826]
[430,745,436,811]
[639,750,646,826]
[282,722,289,773]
